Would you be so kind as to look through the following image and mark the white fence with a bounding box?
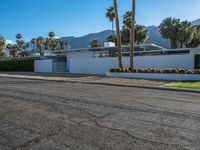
[69,55,195,75]
[34,59,53,73]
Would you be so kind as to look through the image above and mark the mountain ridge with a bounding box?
[59,18,200,49]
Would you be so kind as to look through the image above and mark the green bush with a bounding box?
[0,58,34,72]
[195,54,200,69]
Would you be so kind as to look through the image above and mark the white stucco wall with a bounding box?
[67,51,94,71]
[69,54,195,75]
[34,59,53,73]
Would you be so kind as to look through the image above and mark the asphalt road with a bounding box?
[0,77,200,150]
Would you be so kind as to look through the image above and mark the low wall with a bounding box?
[106,72,200,81]
[69,55,195,75]
[34,59,53,73]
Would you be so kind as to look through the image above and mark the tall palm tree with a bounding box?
[106,6,115,41]
[113,0,123,69]
[130,0,136,70]
[15,34,25,57]
[159,17,180,49]
[36,36,44,56]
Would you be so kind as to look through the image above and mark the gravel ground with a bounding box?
[0,77,200,150]
[0,72,168,87]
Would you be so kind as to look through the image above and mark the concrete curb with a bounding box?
[1,75,200,94]
[83,81,200,94]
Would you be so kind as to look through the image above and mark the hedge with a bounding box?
[0,58,34,72]
[195,54,200,69]
[110,68,200,74]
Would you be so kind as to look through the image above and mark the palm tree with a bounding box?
[135,25,149,44]
[106,6,115,41]
[49,32,55,40]
[15,34,25,57]
[31,38,37,52]
[107,35,117,45]
[113,0,123,69]
[186,26,200,48]
[0,35,6,52]
[60,40,66,49]
[178,21,194,48]
[8,45,19,57]
[52,39,60,50]
[16,34,22,40]
[130,0,136,70]
[123,11,132,30]
[36,36,44,56]
[0,35,6,57]
[43,38,51,50]
[159,17,180,49]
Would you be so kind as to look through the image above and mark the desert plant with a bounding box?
[193,69,200,74]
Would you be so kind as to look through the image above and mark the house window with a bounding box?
[93,51,108,58]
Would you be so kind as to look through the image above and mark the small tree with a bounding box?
[90,39,101,48]
[107,35,117,45]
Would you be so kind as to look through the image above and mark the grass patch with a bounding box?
[165,82,200,90]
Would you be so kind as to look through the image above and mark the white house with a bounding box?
[34,43,200,74]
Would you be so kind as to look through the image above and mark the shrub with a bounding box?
[123,68,130,73]
[177,69,186,74]
[186,70,193,74]
[193,69,200,74]
[170,68,179,74]
[155,69,162,74]
[0,58,34,72]
[148,68,156,73]
[130,69,137,73]
[195,54,200,69]
[110,68,200,75]
[162,69,172,74]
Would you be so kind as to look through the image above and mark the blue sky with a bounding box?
[0,0,200,41]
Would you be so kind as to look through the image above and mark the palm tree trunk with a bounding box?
[112,21,115,42]
[130,0,136,70]
[113,0,123,69]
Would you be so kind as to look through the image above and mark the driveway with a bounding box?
[0,77,200,150]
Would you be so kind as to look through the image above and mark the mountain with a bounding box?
[145,26,170,49]
[192,18,200,26]
[14,18,196,50]
[60,30,113,49]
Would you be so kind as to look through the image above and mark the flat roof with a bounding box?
[48,44,165,54]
